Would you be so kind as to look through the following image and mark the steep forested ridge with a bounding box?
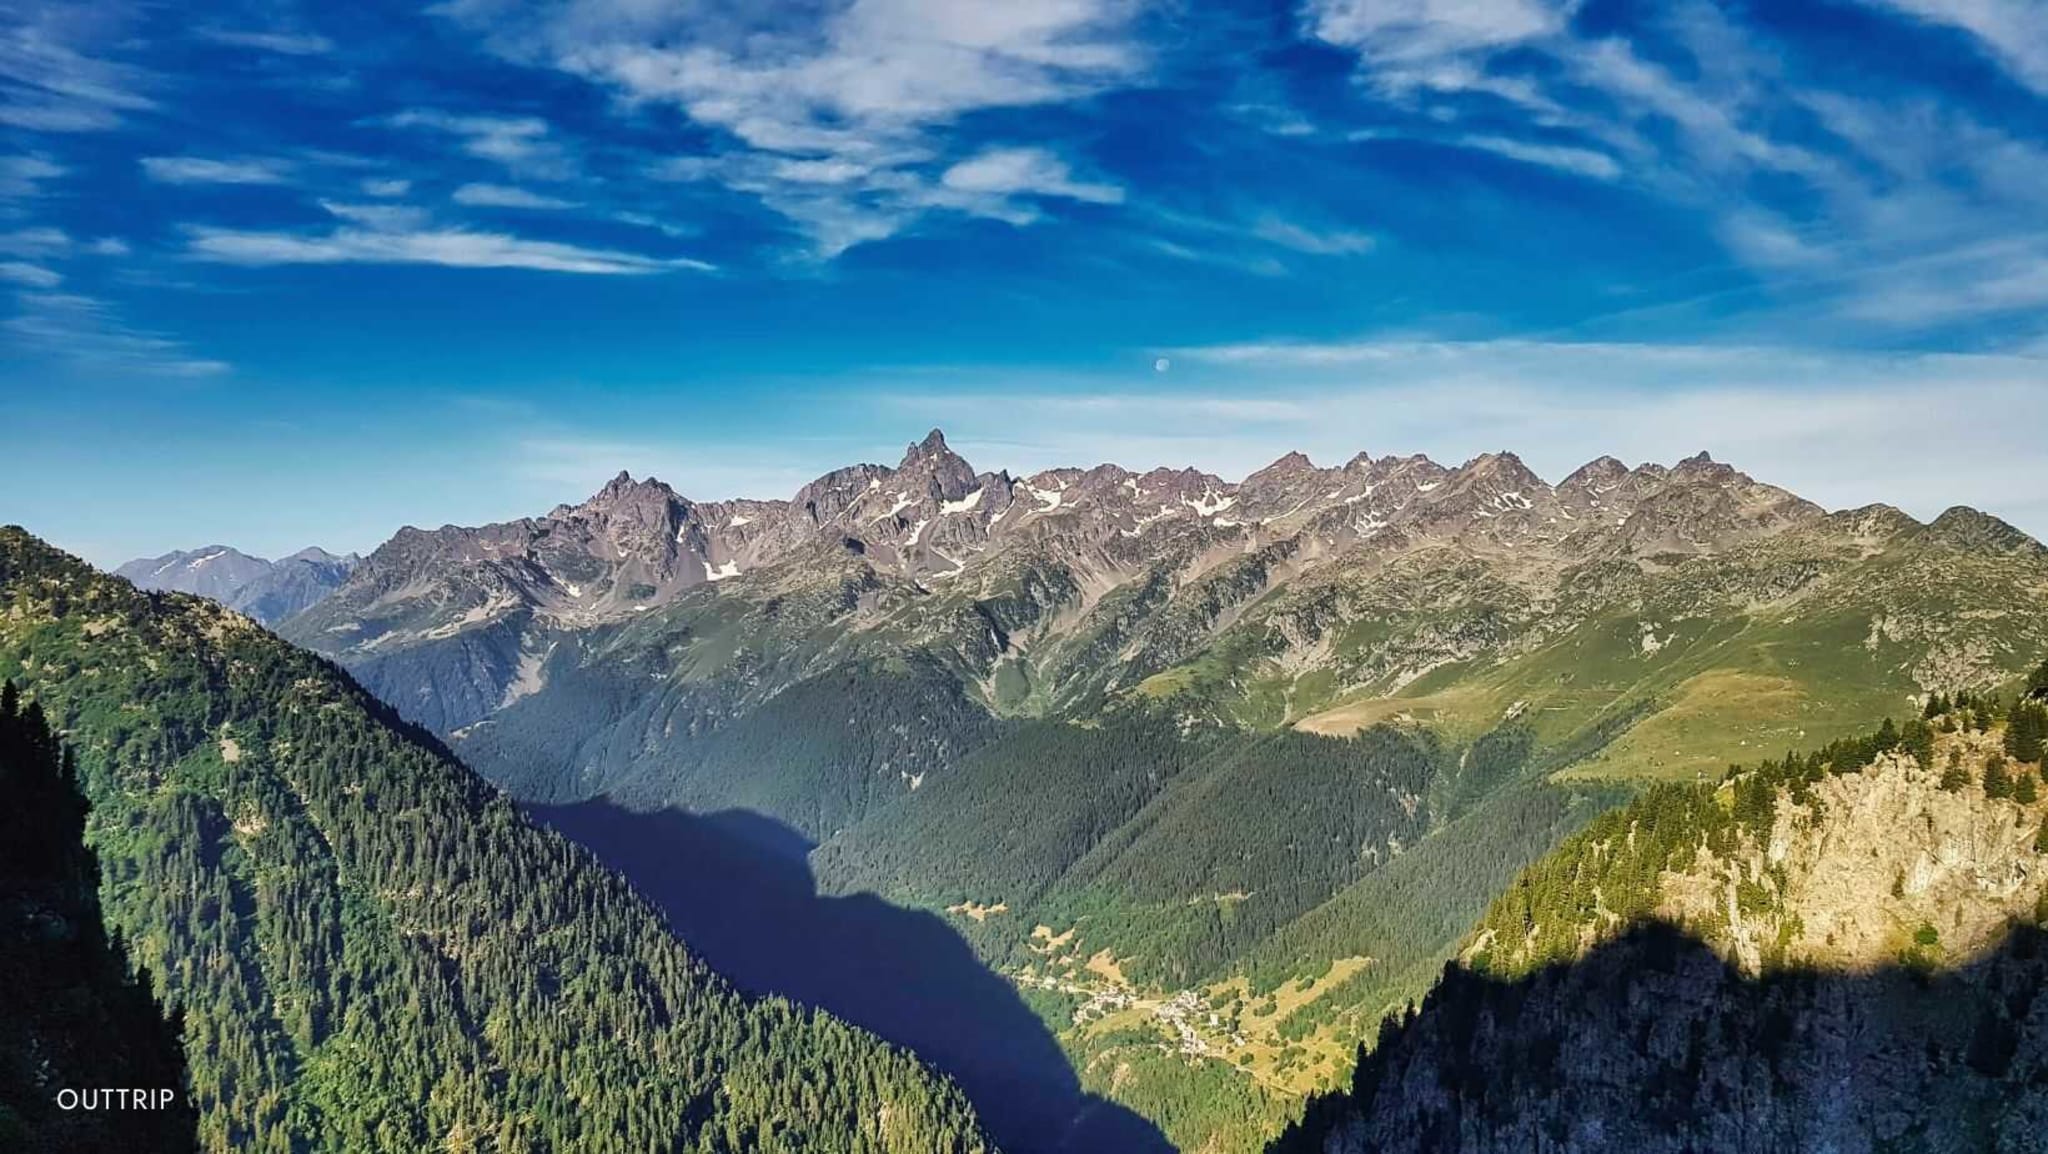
[1274,687,2048,1153]
[0,682,197,1153]
[805,711,1613,1151]
[0,526,993,1154]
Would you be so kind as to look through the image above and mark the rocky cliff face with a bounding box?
[1661,734,2044,974]
[1276,723,2048,1154]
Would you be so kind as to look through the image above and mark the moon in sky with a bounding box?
[1153,357,1171,373]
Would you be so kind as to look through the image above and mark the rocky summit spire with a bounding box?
[564,470,688,531]
[896,428,977,499]
[900,428,954,466]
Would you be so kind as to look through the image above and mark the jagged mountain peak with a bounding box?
[1372,452,1444,475]
[1928,505,2045,555]
[899,427,965,467]
[1253,450,1317,476]
[1669,449,1739,482]
[1435,451,1548,507]
[1459,449,1543,480]
[1137,464,1223,489]
[581,469,683,509]
[1559,455,1628,490]
[891,429,979,502]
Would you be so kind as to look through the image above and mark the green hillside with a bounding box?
[1274,674,2048,1153]
[0,683,197,1153]
[0,526,993,1154]
[1277,511,2048,781]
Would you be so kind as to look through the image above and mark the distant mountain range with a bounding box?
[114,545,358,624]
[117,430,2048,1152]
[281,427,2044,756]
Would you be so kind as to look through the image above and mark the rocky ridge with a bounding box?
[1274,717,2048,1154]
[277,429,2048,772]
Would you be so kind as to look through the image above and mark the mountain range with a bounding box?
[115,430,2048,1152]
[277,429,2048,803]
[115,545,359,625]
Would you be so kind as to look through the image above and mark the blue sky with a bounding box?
[2,0,2046,564]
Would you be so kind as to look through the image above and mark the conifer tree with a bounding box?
[1941,751,1972,792]
[2005,701,2046,765]
[1985,754,2013,800]
[1902,719,1935,768]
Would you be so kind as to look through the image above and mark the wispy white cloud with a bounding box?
[440,0,1148,254]
[0,226,69,257]
[187,225,703,274]
[388,109,577,180]
[4,290,229,376]
[940,147,1123,203]
[184,198,711,275]
[1831,236,2048,326]
[930,146,1123,223]
[196,28,335,56]
[0,260,59,286]
[361,177,411,197]
[1251,216,1377,255]
[1458,134,1620,180]
[0,3,156,132]
[0,154,63,201]
[1129,206,1373,272]
[1306,0,2048,338]
[141,155,293,185]
[1860,0,2048,94]
[1305,0,1570,93]
[1145,237,1291,277]
[451,182,579,209]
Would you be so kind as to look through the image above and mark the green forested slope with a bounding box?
[803,706,1619,1152]
[0,526,992,1154]
[0,683,197,1153]
[1274,679,2048,1153]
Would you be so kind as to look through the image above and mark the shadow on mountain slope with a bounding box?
[529,801,1173,1154]
[1268,918,2048,1154]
